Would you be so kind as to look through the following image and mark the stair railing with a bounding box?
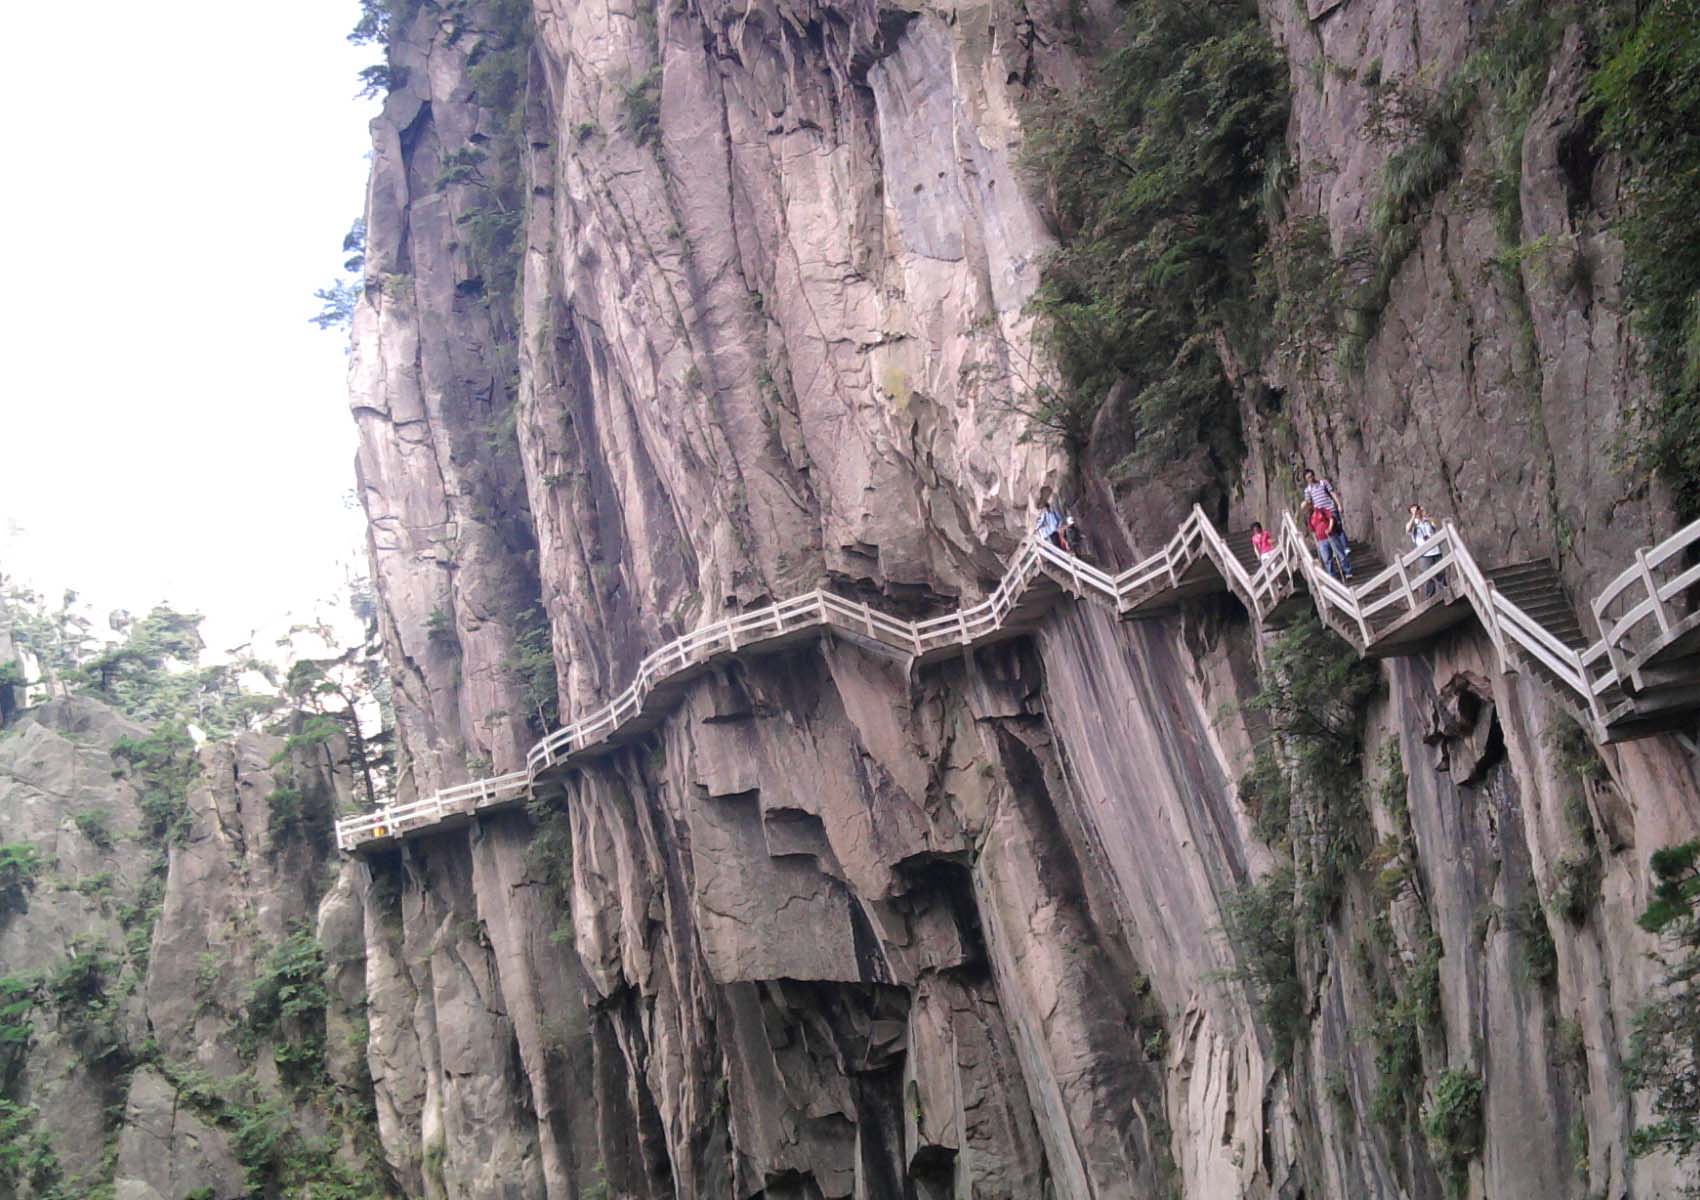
[1592,518,1700,684]
[339,510,1699,851]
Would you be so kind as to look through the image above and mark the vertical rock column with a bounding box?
[351,0,544,800]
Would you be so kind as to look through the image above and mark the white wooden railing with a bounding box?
[1592,520,1700,683]
[335,510,1700,851]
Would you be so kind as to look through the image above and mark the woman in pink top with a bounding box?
[1250,521,1275,558]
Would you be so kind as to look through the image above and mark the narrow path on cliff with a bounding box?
[337,508,1700,852]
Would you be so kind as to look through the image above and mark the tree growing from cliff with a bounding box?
[2,581,95,687]
[277,576,395,809]
[309,218,367,340]
[350,0,420,48]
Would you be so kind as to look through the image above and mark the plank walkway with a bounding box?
[336,507,1700,852]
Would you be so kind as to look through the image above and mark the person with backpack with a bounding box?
[1405,503,1445,597]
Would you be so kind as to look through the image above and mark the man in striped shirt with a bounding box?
[1302,468,1352,578]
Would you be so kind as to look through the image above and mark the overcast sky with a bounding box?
[0,0,379,653]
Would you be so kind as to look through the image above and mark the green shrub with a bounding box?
[1236,747,1292,846]
[621,68,662,147]
[1423,1068,1485,1188]
[1593,1,1700,517]
[1544,715,1608,786]
[1255,215,1348,383]
[349,0,419,46]
[73,810,114,850]
[1242,613,1380,910]
[1627,840,1700,1169]
[1549,852,1599,925]
[267,786,305,843]
[0,842,42,913]
[73,871,116,901]
[1219,866,1304,1062]
[47,948,125,1067]
[456,0,535,327]
[504,602,559,734]
[0,974,38,1072]
[0,1099,60,1192]
[246,931,329,1089]
[425,606,457,645]
[1369,938,1442,1127]
[282,714,344,757]
[1511,887,1558,986]
[1021,0,1287,466]
[113,721,201,847]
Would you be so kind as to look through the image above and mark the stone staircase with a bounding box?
[1486,560,1696,739]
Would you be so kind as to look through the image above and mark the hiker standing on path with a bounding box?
[1301,468,1353,578]
[1251,521,1276,559]
[1405,503,1445,597]
[1036,503,1064,550]
[1305,501,1350,581]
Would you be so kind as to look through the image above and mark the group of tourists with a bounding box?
[1250,468,1447,595]
[1035,467,1448,599]
[1035,502,1089,561]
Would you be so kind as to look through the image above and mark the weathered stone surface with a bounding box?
[112,1067,244,1200]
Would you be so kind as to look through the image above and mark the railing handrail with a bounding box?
[339,509,1699,850]
[1597,518,1700,605]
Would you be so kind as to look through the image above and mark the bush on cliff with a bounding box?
[0,843,41,914]
[1423,1068,1485,1189]
[1219,866,1303,1061]
[1627,839,1700,1174]
[1022,0,1288,465]
[1242,613,1379,911]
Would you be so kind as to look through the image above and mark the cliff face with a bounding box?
[341,1,1700,1198]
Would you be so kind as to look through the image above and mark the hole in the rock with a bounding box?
[911,1145,957,1200]
[895,856,987,977]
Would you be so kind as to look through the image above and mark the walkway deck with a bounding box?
[336,509,1700,852]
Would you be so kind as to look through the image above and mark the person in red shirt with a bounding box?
[1305,502,1351,580]
[1250,521,1275,559]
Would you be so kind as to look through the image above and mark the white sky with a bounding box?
[0,0,380,655]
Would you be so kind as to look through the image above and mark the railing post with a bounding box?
[1394,551,1414,614]
[1640,548,1673,635]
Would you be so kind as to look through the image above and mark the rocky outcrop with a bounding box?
[0,695,383,1199]
[334,0,1700,1197]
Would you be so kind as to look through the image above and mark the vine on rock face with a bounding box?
[1221,614,1379,1063]
[1242,613,1379,914]
[454,0,535,330]
[1021,0,1288,472]
[1593,0,1700,517]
